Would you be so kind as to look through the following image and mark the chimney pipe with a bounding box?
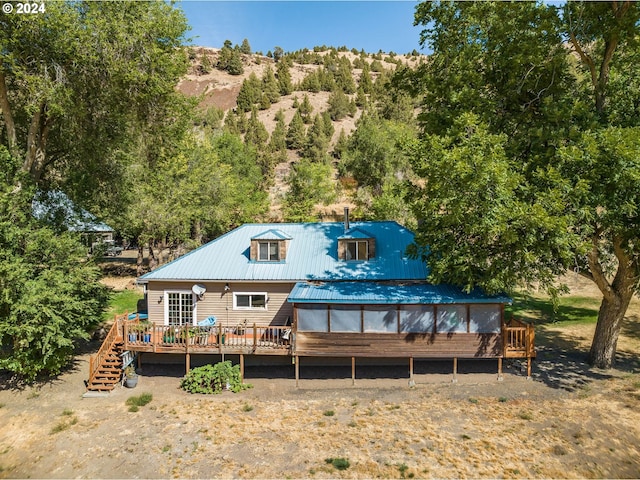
[344,207,350,232]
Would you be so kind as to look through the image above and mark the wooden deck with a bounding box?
[86,313,536,391]
[123,321,292,356]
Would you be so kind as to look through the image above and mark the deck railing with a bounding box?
[123,321,291,353]
[502,318,535,358]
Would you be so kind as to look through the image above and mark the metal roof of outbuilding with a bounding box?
[139,221,428,282]
[288,281,511,304]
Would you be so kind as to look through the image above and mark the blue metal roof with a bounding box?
[338,227,373,239]
[251,229,292,240]
[288,282,511,304]
[139,221,428,282]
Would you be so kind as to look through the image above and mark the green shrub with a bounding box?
[180,361,252,394]
[325,457,350,471]
[126,392,153,412]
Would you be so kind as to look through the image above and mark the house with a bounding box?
[86,212,535,392]
[32,190,115,246]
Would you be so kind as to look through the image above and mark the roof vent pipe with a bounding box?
[344,206,350,233]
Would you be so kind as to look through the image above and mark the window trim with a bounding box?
[233,292,268,310]
[345,240,368,261]
[164,290,197,326]
[258,241,280,261]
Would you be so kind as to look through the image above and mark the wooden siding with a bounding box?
[294,332,502,358]
[146,281,295,327]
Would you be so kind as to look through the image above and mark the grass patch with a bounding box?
[498,396,508,403]
[50,416,78,435]
[126,392,153,412]
[325,457,350,471]
[242,403,254,412]
[323,410,335,417]
[507,293,600,326]
[61,408,74,416]
[103,290,143,321]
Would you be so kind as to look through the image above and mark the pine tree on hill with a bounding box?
[240,38,252,54]
[236,72,261,112]
[245,107,269,148]
[299,94,314,123]
[269,109,287,155]
[276,60,293,95]
[286,110,306,150]
[303,113,329,163]
[262,65,280,104]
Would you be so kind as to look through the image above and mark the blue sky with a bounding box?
[179,1,424,55]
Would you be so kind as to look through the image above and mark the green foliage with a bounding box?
[283,159,335,222]
[245,108,269,148]
[261,65,280,104]
[303,114,330,163]
[126,392,153,412]
[298,94,314,123]
[239,38,252,55]
[180,362,252,394]
[327,89,352,121]
[276,60,293,95]
[325,457,350,471]
[236,73,262,112]
[406,1,640,367]
[286,111,306,150]
[218,41,244,75]
[0,184,109,381]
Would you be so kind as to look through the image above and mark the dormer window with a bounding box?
[250,229,291,262]
[346,240,368,261]
[259,241,280,261]
[338,227,375,261]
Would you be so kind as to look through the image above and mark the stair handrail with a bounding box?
[87,312,128,387]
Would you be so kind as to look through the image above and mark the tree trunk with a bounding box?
[136,243,144,277]
[148,241,157,271]
[589,290,634,369]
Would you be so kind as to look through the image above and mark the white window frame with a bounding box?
[346,240,368,261]
[258,241,280,261]
[164,290,197,326]
[233,292,268,310]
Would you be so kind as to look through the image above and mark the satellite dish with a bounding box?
[192,284,206,299]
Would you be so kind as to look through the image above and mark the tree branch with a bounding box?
[586,237,615,301]
[0,69,18,157]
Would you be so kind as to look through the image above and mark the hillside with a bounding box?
[177,46,424,220]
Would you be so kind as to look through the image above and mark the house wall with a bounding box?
[146,281,295,328]
[294,332,503,358]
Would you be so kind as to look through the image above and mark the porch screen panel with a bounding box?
[400,305,435,333]
[330,305,361,332]
[469,305,501,333]
[363,306,397,333]
[437,305,467,333]
[297,305,328,332]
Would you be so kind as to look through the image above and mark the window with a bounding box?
[400,305,435,333]
[297,304,329,332]
[258,241,279,261]
[437,305,468,333]
[165,291,194,326]
[233,292,267,310]
[346,240,368,261]
[330,305,361,332]
[364,306,398,333]
[469,305,501,333]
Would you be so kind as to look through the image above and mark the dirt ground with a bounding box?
[1,344,639,478]
[1,273,639,479]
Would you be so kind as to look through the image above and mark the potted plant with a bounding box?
[129,321,152,343]
[124,365,138,388]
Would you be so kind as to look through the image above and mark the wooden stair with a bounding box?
[86,313,128,393]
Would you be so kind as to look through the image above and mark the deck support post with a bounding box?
[526,357,532,380]
[137,353,142,372]
[240,354,245,382]
[185,353,190,375]
[452,357,458,383]
[295,355,299,388]
[351,357,355,386]
[497,357,503,381]
[409,357,415,388]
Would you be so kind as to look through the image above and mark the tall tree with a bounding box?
[0,1,189,203]
[406,0,640,368]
